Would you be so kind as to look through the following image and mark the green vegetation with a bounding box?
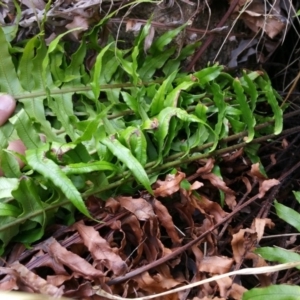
[0,19,283,254]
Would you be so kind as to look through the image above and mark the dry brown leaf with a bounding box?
[64,281,95,298]
[46,274,72,287]
[232,0,286,38]
[0,268,18,291]
[241,176,252,193]
[229,283,248,300]
[196,159,214,174]
[126,19,143,32]
[65,15,89,40]
[10,262,64,297]
[117,196,155,220]
[191,194,228,224]
[144,26,155,52]
[248,163,280,198]
[196,159,236,209]
[251,218,274,242]
[258,179,280,198]
[191,245,204,264]
[200,173,236,209]
[105,197,121,213]
[119,215,144,265]
[249,163,267,179]
[282,138,288,149]
[246,252,271,286]
[44,238,104,280]
[198,256,234,274]
[153,171,186,197]
[135,271,183,297]
[72,221,128,276]
[216,276,232,298]
[221,148,244,162]
[153,198,182,245]
[231,228,257,263]
[243,12,285,38]
[190,181,204,190]
[28,248,69,276]
[270,153,276,165]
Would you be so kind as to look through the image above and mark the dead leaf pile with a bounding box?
[228,0,294,66]
[0,155,283,300]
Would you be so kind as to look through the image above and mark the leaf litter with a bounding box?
[1,153,285,299]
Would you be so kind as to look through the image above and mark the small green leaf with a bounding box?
[18,35,39,91]
[0,203,21,217]
[48,93,77,141]
[10,109,43,149]
[258,76,283,134]
[154,107,215,162]
[0,177,19,199]
[119,126,147,166]
[101,136,152,194]
[91,43,114,100]
[150,23,187,54]
[274,200,300,231]
[210,82,227,140]
[242,71,258,110]
[255,247,300,269]
[243,285,300,300]
[139,48,175,80]
[65,40,87,84]
[42,28,81,89]
[0,27,23,95]
[20,97,59,142]
[12,176,45,227]
[0,150,22,178]
[26,145,91,218]
[63,161,118,175]
[233,79,255,142]
[293,191,300,204]
[121,91,139,114]
[0,216,19,250]
[130,22,151,84]
[193,64,223,87]
[32,39,52,90]
[163,42,200,76]
[75,104,113,144]
[164,81,195,108]
[150,71,177,116]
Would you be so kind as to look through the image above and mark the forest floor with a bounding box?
[1,0,300,299]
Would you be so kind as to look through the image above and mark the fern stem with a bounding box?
[82,124,300,197]
[13,80,162,100]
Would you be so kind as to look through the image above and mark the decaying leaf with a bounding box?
[10,262,64,297]
[248,163,280,198]
[196,159,236,209]
[134,269,185,299]
[199,256,234,274]
[231,228,257,264]
[72,221,128,276]
[44,238,104,280]
[251,218,274,242]
[65,16,89,40]
[153,199,182,245]
[116,196,155,220]
[154,171,186,198]
[232,0,287,38]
